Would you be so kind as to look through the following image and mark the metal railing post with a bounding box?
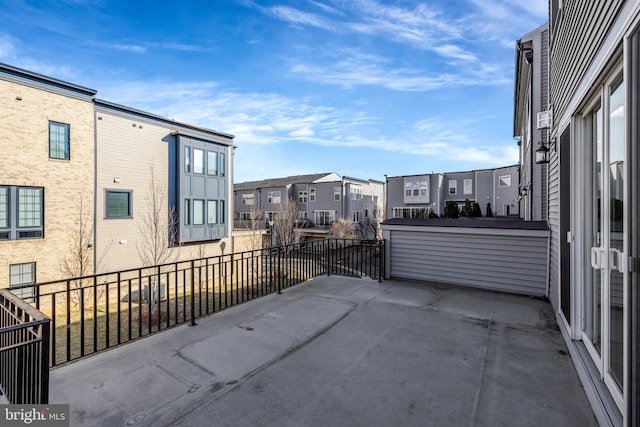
[190,260,196,326]
[326,239,331,276]
[378,240,384,282]
[40,320,50,404]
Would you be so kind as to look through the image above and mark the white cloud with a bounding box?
[289,49,508,91]
[0,35,16,59]
[96,77,516,170]
[268,6,336,31]
[110,44,147,53]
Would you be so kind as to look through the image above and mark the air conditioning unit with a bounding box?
[537,110,552,129]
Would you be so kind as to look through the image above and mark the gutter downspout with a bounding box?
[93,106,98,274]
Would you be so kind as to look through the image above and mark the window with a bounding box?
[207,151,218,175]
[298,211,308,219]
[352,211,361,222]
[334,187,341,201]
[193,200,204,225]
[393,207,429,219]
[403,180,429,203]
[49,122,69,160]
[184,147,191,173]
[0,186,44,240]
[240,212,251,220]
[309,188,316,202]
[268,191,281,204]
[350,186,362,200]
[10,262,35,302]
[184,200,191,225]
[18,187,43,227]
[242,194,254,205]
[0,187,8,239]
[463,179,472,195]
[448,180,457,195]
[178,136,229,244]
[499,175,512,187]
[106,190,132,218]
[207,200,218,224]
[298,191,307,203]
[193,149,204,174]
[315,210,335,226]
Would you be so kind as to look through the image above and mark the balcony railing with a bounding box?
[233,220,268,230]
[0,289,51,404]
[9,239,384,369]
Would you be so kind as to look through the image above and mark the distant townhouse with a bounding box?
[0,63,235,289]
[513,24,549,221]
[234,173,384,239]
[386,165,519,219]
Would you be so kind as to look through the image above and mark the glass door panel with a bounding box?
[584,105,602,356]
[608,79,625,388]
[582,72,625,407]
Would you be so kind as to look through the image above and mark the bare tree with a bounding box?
[245,198,267,250]
[330,218,357,239]
[62,194,112,309]
[137,166,179,310]
[357,217,379,240]
[273,198,299,248]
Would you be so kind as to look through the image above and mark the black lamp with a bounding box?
[535,142,549,164]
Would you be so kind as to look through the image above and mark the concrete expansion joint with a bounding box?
[468,313,494,427]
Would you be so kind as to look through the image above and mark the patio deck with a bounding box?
[50,275,597,426]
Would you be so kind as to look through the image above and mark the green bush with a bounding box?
[444,201,460,218]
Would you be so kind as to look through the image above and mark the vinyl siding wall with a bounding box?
[547,145,560,312]
[549,0,624,123]
[95,108,233,272]
[95,109,176,273]
[383,225,549,296]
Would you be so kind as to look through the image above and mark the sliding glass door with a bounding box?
[582,71,626,409]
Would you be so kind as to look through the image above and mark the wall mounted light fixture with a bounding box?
[535,137,557,164]
[535,141,549,164]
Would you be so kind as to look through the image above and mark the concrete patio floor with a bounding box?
[50,276,597,426]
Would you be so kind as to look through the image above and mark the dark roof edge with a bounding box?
[381,217,548,231]
[0,62,97,97]
[94,98,234,141]
[386,164,519,179]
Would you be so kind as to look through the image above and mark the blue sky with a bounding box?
[1,0,547,183]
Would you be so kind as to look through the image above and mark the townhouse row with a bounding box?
[0,63,235,290]
[233,173,384,237]
[385,165,520,219]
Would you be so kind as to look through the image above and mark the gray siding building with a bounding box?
[386,165,519,219]
[234,173,383,238]
[514,24,549,221]
[513,2,640,424]
[234,173,384,237]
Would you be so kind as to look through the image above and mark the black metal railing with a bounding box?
[0,289,51,404]
[10,238,384,368]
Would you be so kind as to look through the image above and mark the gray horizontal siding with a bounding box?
[547,150,560,311]
[387,228,549,296]
[550,0,623,123]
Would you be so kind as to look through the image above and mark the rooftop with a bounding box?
[50,276,596,426]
